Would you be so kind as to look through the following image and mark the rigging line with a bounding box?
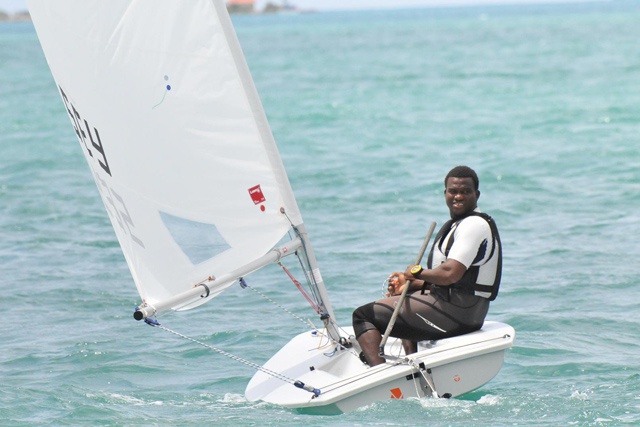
[281,210,337,340]
[281,211,321,305]
[239,277,318,331]
[280,211,324,313]
[298,239,321,298]
[282,218,355,352]
[145,319,321,397]
[279,263,320,313]
[283,219,323,310]
[295,251,322,306]
[240,277,355,357]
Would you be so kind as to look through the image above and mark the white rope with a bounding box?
[149,320,323,397]
[149,321,297,386]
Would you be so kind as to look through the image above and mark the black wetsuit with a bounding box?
[352,212,500,341]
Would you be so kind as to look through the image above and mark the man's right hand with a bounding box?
[386,272,407,297]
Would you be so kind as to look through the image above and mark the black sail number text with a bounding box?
[59,85,112,176]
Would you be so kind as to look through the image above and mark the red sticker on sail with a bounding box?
[248,184,266,207]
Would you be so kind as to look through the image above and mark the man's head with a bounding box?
[444,165,480,219]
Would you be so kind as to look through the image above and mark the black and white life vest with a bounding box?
[426,212,502,301]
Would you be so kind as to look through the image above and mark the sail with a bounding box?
[27,0,304,309]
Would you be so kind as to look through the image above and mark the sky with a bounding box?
[0,0,602,14]
[0,0,23,13]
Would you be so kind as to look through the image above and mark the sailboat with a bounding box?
[27,0,515,415]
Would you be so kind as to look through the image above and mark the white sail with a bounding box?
[27,0,305,310]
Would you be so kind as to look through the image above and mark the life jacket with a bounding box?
[426,212,502,301]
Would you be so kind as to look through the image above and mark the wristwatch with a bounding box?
[410,264,423,276]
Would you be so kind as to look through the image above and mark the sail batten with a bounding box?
[27,0,307,308]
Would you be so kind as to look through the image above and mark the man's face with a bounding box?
[445,177,479,218]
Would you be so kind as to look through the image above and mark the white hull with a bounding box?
[246,321,515,414]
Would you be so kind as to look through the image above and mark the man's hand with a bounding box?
[385,272,407,297]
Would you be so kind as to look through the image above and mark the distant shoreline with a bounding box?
[0,10,31,22]
[0,7,317,22]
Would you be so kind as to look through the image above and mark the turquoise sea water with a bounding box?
[2,2,639,425]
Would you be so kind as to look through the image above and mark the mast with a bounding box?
[294,224,341,342]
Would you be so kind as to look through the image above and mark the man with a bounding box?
[352,165,502,366]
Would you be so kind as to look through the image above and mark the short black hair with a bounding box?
[444,165,479,190]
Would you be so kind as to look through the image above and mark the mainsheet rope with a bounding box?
[143,318,321,397]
